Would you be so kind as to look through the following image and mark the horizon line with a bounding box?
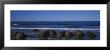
[11,21,99,22]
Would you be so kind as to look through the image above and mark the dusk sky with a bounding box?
[11,10,100,21]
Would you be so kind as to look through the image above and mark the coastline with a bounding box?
[11,28,100,30]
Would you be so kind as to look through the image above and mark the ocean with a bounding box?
[11,21,100,40]
[11,21,100,28]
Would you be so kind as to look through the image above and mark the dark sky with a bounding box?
[11,10,100,21]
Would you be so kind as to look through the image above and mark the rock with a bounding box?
[87,31,96,40]
[74,30,84,40]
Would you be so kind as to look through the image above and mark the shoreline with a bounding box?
[11,28,100,30]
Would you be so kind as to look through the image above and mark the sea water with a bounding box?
[11,21,100,40]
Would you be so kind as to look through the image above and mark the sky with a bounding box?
[11,10,100,21]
